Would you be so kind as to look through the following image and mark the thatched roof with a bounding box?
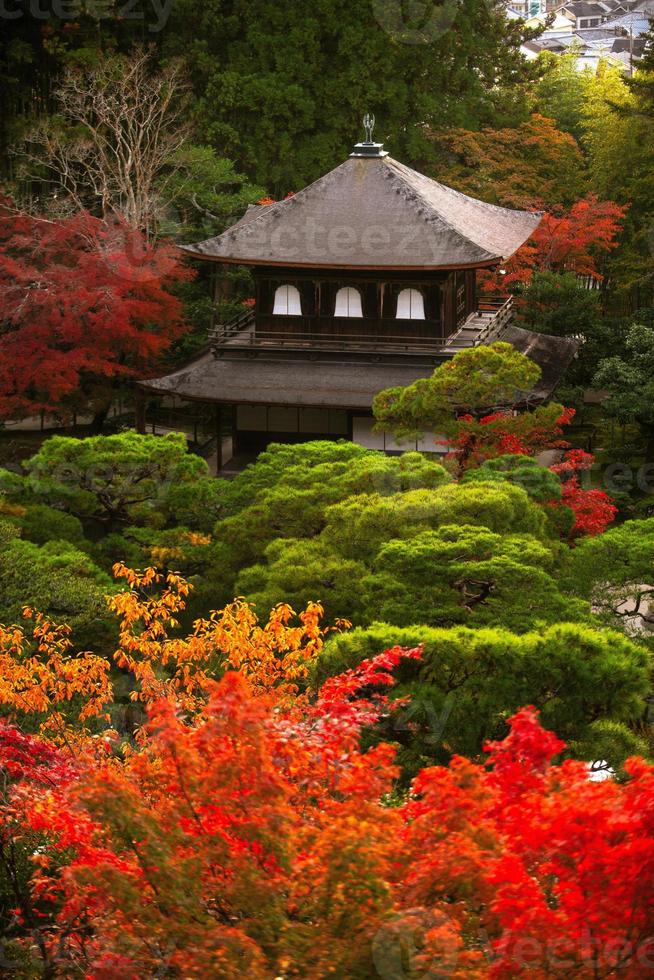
[139,352,435,409]
[499,325,580,400]
[181,155,542,271]
[139,329,578,408]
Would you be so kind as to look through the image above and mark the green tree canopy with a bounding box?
[322,481,549,561]
[214,440,384,517]
[514,271,603,337]
[535,48,591,143]
[513,272,630,387]
[0,519,115,653]
[462,454,563,503]
[373,342,542,441]
[593,319,654,434]
[236,481,571,626]
[312,621,649,776]
[15,432,219,533]
[563,517,654,635]
[581,59,653,292]
[161,0,537,194]
[204,444,450,607]
[358,524,584,631]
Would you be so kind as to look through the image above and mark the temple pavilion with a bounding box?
[138,126,578,471]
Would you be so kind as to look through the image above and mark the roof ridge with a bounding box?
[187,159,355,253]
[381,158,539,260]
[379,158,492,256]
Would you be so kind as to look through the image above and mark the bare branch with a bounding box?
[18,48,193,239]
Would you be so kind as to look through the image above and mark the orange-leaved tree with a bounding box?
[3,637,418,977]
[108,562,345,713]
[5,685,654,977]
[1,569,653,977]
[0,611,112,738]
[481,194,627,295]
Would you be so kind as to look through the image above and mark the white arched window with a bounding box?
[396,288,425,320]
[334,286,363,318]
[273,284,302,315]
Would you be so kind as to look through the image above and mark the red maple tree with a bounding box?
[550,449,618,539]
[3,667,653,977]
[450,412,617,539]
[481,194,626,294]
[0,197,192,421]
[4,647,417,978]
[448,404,576,475]
[0,564,650,977]
[399,706,654,978]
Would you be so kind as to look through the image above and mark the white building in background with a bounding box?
[506,0,652,71]
[507,0,548,17]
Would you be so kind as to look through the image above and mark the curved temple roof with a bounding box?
[139,329,579,408]
[181,155,542,271]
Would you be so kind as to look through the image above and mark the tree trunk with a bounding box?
[645,425,654,464]
[90,404,110,434]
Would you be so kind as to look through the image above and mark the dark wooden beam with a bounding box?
[215,403,223,475]
[135,391,147,435]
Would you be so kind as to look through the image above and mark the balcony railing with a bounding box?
[210,297,514,357]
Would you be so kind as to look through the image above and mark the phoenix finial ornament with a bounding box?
[363,113,375,143]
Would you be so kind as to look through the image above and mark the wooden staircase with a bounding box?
[446,296,514,351]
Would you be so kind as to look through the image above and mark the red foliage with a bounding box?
[550,447,594,476]
[482,195,626,293]
[0,722,76,789]
[0,197,192,418]
[6,668,654,978]
[17,649,420,977]
[448,405,575,475]
[450,410,617,540]
[559,478,617,538]
[550,449,618,539]
[401,707,654,977]
[257,193,295,205]
[307,644,423,733]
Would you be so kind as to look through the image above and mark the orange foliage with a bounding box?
[0,498,26,518]
[109,563,344,713]
[0,611,111,735]
[481,195,627,295]
[434,114,585,210]
[14,647,415,978]
[147,531,211,568]
[2,569,653,977]
[5,675,654,977]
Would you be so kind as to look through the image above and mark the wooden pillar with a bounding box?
[466,269,477,317]
[135,390,147,434]
[231,406,240,457]
[442,274,453,336]
[211,269,218,331]
[215,403,223,475]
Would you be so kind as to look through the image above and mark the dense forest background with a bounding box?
[2,1,654,472]
[0,0,538,190]
[0,0,652,299]
[4,6,654,974]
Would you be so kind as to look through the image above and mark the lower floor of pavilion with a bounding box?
[137,324,579,474]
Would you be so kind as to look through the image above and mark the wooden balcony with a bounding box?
[210,297,513,359]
